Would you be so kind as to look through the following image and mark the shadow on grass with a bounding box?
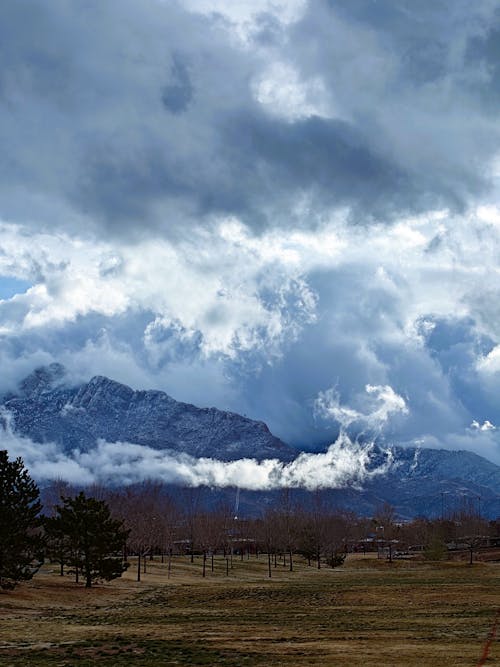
[1,638,269,666]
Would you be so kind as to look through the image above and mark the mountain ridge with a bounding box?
[1,364,292,461]
[1,365,499,518]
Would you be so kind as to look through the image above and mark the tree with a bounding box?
[309,491,328,569]
[115,483,166,582]
[256,509,280,577]
[180,487,202,563]
[275,488,297,571]
[53,492,130,588]
[456,511,488,566]
[0,451,44,589]
[324,512,349,568]
[45,514,71,576]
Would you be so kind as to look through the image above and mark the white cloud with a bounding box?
[182,0,307,44]
[0,220,317,359]
[477,345,500,374]
[253,61,335,121]
[471,419,496,431]
[3,204,497,355]
[314,384,408,431]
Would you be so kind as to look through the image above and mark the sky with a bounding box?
[2,0,500,466]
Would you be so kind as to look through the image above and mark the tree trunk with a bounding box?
[137,553,141,582]
[268,551,272,578]
[226,557,229,576]
[289,549,293,572]
[211,553,214,572]
[167,549,172,579]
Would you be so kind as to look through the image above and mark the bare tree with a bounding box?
[114,482,166,581]
[155,492,180,577]
[275,488,297,571]
[323,512,349,568]
[256,510,280,578]
[179,487,202,563]
[455,511,489,565]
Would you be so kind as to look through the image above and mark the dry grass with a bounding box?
[0,554,498,666]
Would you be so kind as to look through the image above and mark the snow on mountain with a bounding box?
[1,364,292,461]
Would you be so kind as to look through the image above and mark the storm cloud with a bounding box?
[0,0,498,237]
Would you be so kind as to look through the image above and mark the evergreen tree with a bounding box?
[53,492,129,588]
[0,450,44,589]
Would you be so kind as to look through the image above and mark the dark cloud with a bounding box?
[0,0,498,240]
[219,112,415,226]
[162,54,194,114]
[288,0,499,208]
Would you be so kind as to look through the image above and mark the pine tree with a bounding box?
[0,450,44,589]
[53,492,130,588]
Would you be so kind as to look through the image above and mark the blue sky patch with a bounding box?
[0,276,31,300]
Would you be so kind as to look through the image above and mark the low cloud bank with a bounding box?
[0,410,392,489]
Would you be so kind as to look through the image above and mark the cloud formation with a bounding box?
[314,384,408,431]
[1,1,500,465]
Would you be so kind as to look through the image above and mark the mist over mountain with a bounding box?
[1,365,499,519]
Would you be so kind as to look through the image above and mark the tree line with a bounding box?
[1,451,499,590]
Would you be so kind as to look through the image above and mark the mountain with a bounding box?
[1,365,500,518]
[0,364,292,461]
[361,445,500,519]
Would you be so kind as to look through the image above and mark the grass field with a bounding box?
[0,554,498,666]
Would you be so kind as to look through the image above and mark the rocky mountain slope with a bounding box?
[361,445,500,519]
[0,364,292,461]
